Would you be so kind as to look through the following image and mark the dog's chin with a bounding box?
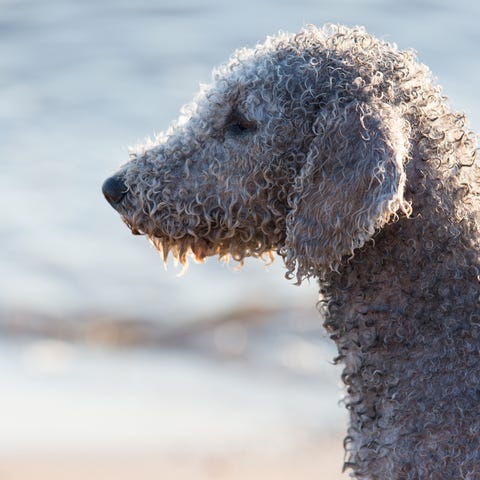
[120,216,277,265]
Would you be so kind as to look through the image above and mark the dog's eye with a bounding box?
[225,115,256,137]
[228,122,249,135]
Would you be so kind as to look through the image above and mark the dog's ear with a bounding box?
[283,100,411,282]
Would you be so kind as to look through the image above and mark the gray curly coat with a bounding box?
[103,25,480,479]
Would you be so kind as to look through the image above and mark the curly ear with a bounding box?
[283,100,412,282]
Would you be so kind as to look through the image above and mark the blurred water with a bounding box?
[0,0,479,455]
[0,338,342,453]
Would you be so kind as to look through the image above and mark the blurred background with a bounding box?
[1,0,479,478]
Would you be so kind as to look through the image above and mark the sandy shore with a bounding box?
[0,439,348,480]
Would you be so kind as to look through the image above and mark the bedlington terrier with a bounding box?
[103,25,480,479]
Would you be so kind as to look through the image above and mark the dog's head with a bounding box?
[103,25,412,280]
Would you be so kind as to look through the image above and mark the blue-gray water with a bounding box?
[0,0,479,453]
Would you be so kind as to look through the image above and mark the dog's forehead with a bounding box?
[213,55,289,102]
[215,37,299,82]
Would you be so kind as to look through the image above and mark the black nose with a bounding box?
[102,175,127,205]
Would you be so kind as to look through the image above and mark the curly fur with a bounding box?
[103,25,480,479]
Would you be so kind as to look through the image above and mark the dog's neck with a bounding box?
[319,214,480,478]
[321,204,480,336]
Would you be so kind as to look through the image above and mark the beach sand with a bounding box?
[0,438,348,480]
